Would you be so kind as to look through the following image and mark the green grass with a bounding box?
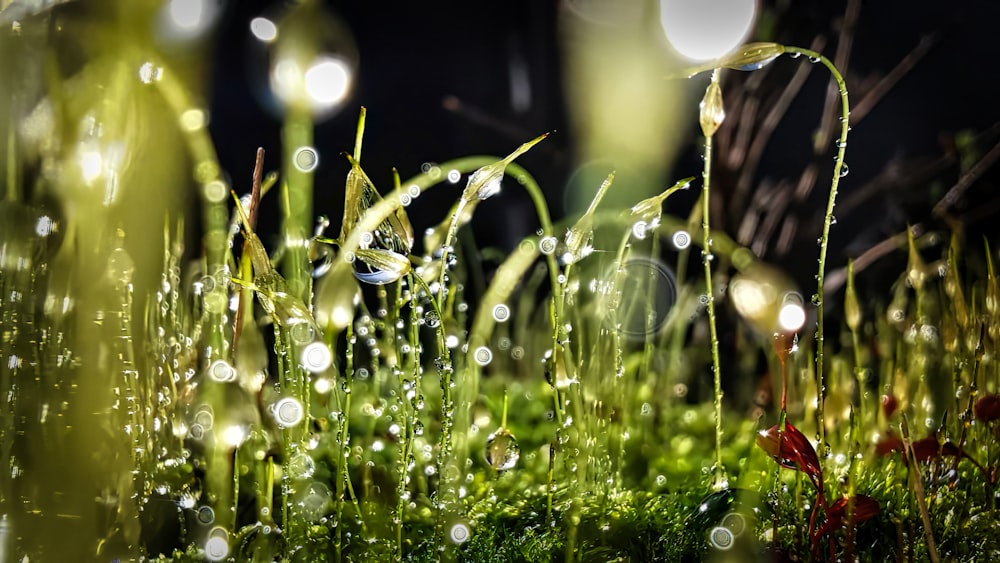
[2,4,1000,562]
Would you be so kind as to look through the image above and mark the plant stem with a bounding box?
[702,69,727,488]
[783,46,851,448]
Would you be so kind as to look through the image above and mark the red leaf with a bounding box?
[975,394,1000,422]
[876,433,960,462]
[911,435,960,462]
[881,394,899,417]
[756,422,823,490]
[813,495,880,539]
[874,433,903,456]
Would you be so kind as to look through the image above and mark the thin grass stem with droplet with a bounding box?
[781,46,851,447]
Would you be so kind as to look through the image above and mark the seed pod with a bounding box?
[845,259,862,332]
[699,80,725,138]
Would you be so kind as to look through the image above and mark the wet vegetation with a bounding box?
[2,1,1000,562]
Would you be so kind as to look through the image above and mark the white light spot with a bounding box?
[293,146,319,172]
[473,346,493,366]
[138,62,162,84]
[314,377,332,394]
[221,425,247,448]
[672,230,691,250]
[204,534,229,561]
[203,180,228,203]
[660,0,757,61]
[449,522,471,544]
[208,359,236,383]
[79,150,103,183]
[300,341,333,373]
[35,216,54,237]
[250,16,278,43]
[272,397,304,427]
[778,296,806,332]
[169,0,205,31]
[492,304,510,322]
[304,56,352,110]
[180,109,207,131]
[447,169,462,183]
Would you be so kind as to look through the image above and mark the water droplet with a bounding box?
[721,512,746,536]
[204,534,229,561]
[272,397,304,427]
[300,341,332,373]
[138,61,163,84]
[492,304,510,322]
[197,506,215,525]
[293,146,319,172]
[473,346,493,366]
[208,359,236,383]
[709,526,734,550]
[539,236,558,255]
[485,428,520,471]
[424,310,440,328]
[631,221,648,240]
[288,451,316,479]
[449,521,471,544]
[808,55,820,63]
[106,247,135,284]
[839,162,850,177]
[671,230,691,250]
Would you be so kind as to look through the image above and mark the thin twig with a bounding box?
[731,36,825,219]
[850,33,938,125]
[824,224,925,295]
[232,147,265,354]
[814,0,859,154]
[932,137,1000,218]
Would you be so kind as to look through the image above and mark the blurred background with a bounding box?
[201,0,1000,297]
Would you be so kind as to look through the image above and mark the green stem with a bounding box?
[281,110,314,304]
[702,69,727,488]
[783,46,851,447]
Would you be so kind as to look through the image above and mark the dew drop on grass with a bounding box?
[485,428,520,471]
[539,236,558,255]
[423,310,440,328]
[839,162,850,177]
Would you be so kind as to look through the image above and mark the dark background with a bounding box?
[205,0,1000,293]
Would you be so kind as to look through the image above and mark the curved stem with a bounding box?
[783,46,851,448]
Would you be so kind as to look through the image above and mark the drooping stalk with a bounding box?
[782,46,851,447]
